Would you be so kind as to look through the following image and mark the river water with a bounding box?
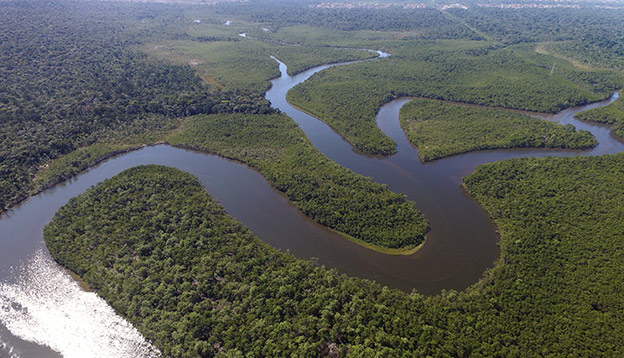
[266,56,622,294]
[0,53,621,356]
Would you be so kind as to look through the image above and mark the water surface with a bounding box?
[0,53,620,356]
[266,57,622,293]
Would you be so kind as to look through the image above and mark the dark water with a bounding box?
[266,57,622,294]
[0,52,620,356]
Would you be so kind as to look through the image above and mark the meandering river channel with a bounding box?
[0,52,621,356]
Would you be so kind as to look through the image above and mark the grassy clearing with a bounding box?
[141,38,375,92]
[141,40,280,92]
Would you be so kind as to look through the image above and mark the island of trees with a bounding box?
[2,0,624,356]
[45,160,624,356]
[399,98,596,161]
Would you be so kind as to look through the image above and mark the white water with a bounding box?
[0,250,160,358]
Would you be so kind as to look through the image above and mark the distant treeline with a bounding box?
[215,3,481,38]
[451,8,624,45]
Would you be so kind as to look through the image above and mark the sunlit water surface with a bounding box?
[0,50,621,356]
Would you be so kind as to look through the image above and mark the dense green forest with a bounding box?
[450,8,624,45]
[5,1,624,355]
[45,158,624,356]
[0,1,274,212]
[288,41,623,154]
[0,0,375,213]
[575,93,624,138]
[541,40,624,71]
[168,113,427,251]
[400,98,596,161]
[215,3,480,38]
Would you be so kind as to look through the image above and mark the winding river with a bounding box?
[0,52,621,356]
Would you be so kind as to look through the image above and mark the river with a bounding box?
[0,52,621,356]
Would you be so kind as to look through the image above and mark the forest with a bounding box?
[287,41,623,154]
[575,93,624,138]
[142,39,375,93]
[167,113,427,251]
[0,1,274,212]
[3,0,624,356]
[399,98,596,161]
[45,158,624,356]
[214,2,481,37]
[449,7,624,45]
[0,0,375,213]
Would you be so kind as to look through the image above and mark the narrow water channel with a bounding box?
[266,56,622,294]
[0,53,620,356]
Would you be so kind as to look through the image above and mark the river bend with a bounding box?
[0,53,621,356]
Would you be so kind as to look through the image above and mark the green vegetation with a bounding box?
[45,157,624,356]
[46,166,424,357]
[8,2,624,354]
[451,8,624,45]
[452,8,624,70]
[33,144,141,193]
[537,41,624,71]
[6,0,624,211]
[400,98,597,161]
[246,25,404,48]
[141,40,280,93]
[575,93,624,139]
[143,39,375,92]
[216,3,480,39]
[0,1,428,252]
[461,154,624,357]
[271,46,376,77]
[288,41,623,154]
[0,1,273,212]
[168,113,427,251]
[187,22,251,43]
[34,108,428,253]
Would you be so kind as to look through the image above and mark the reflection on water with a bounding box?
[0,49,620,356]
[0,250,159,358]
